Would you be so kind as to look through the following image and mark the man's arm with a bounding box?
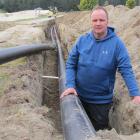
[116,39,140,104]
[60,38,80,98]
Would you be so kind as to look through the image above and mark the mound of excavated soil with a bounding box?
[57,5,140,140]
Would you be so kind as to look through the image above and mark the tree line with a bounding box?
[79,0,140,10]
[99,0,140,6]
[0,0,139,12]
[0,0,80,12]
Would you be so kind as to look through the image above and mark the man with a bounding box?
[60,6,140,130]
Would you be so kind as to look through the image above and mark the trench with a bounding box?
[41,21,63,139]
[39,21,96,140]
[42,49,62,136]
[39,21,97,139]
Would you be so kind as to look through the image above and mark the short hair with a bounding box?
[91,6,108,19]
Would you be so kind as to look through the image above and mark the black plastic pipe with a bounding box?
[53,26,96,140]
[0,44,54,64]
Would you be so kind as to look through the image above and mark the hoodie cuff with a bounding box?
[129,90,140,96]
[66,83,76,89]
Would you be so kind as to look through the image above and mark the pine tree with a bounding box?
[79,0,99,10]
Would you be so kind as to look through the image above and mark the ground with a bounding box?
[0,5,140,140]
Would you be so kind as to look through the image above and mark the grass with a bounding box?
[0,72,9,96]
[0,43,15,48]
[0,57,27,96]
[0,57,27,67]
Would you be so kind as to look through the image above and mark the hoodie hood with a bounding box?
[90,26,116,42]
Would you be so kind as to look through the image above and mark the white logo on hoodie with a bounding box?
[102,50,108,54]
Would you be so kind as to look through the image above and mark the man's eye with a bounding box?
[100,19,105,22]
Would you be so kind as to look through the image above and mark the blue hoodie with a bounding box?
[66,27,140,104]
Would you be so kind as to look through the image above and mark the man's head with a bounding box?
[91,6,108,39]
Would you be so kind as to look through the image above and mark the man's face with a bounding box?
[91,9,108,36]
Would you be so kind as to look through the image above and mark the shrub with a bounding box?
[79,0,99,10]
[126,0,136,9]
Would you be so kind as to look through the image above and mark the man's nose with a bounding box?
[96,20,101,25]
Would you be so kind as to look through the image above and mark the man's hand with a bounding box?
[132,96,140,104]
[60,88,78,99]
